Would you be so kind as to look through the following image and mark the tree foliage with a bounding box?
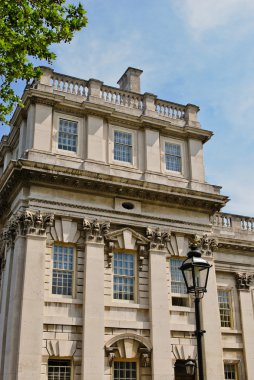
[0,0,87,124]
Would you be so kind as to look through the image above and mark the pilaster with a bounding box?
[235,272,254,380]
[82,219,110,380]
[200,240,224,380]
[147,227,173,380]
[2,210,53,380]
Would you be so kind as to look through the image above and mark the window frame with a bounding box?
[51,244,76,298]
[161,137,186,177]
[48,358,73,380]
[53,113,83,157]
[170,257,189,307]
[58,118,78,153]
[112,250,137,303]
[224,361,238,380]
[218,288,234,329]
[110,126,137,168]
[113,359,139,380]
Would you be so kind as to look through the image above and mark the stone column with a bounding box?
[235,272,254,380]
[82,219,110,380]
[146,227,173,380]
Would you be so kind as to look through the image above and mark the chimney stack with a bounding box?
[117,67,143,93]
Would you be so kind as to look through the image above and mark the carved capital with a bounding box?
[235,272,253,290]
[189,234,218,257]
[16,210,54,236]
[146,227,170,250]
[83,219,110,242]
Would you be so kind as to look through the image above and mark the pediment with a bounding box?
[106,227,149,250]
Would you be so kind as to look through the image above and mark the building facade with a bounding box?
[0,67,253,380]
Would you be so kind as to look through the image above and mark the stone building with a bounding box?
[0,66,253,380]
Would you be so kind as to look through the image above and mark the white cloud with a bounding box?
[173,0,254,34]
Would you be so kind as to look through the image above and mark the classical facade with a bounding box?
[0,66,253,380]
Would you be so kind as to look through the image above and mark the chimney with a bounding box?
[117,67,143,93]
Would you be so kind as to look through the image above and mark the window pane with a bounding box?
[224,363,237,379]
[165,143,182,172]
[114,131,132,163]
[52,245,74,296]
[170,259,186,294]
[58,119,78,152]
[114,362,137,380]
[113,253,135,300]
[48,359,71,380]
[218,290,232,327]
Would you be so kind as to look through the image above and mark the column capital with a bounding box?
[189,233,218,257]
[83,218,110,243]
[146,227,170,251]
[235,272,253,291]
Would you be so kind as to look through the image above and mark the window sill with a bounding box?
[106,302,149,310]
[44,296,82,304]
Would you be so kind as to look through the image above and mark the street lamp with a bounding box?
[179,238,212,380]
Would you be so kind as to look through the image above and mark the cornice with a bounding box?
[216,239,254,252]
[0,160,228,220]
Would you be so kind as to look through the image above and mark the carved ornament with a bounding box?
[83,218,110,242]
[235,272,253,290]
[189,234,218,257]
[146,227,171,250]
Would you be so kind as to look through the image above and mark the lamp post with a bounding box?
[179,238,212,380]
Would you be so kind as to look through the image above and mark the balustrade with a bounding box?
[155,99,185,119]
[100,85,143,110]
[50,73,88,97]
[212,213,254,232]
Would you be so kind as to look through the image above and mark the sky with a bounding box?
[3,0,254,216]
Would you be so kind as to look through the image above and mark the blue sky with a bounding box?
[3,0,254,216]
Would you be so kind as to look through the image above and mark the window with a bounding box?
[52,245,74,296]
[113,252,135,301]
[48,359,72,380]
[114,131,132,163]
[218,290,232,327]
[165,142,182,172]
[224,363,238,379]
[114,361,137,380]
[58,119,78,152]
[170,258,188,306]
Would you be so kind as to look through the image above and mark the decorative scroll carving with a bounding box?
[146,227,171,250]
[189,234,218,257]
[137,244,148,271]
[105,239,117,268]
[105,347,116,366]
[235,272,253,290]
[83,218,110,242]
[139,347,151,367]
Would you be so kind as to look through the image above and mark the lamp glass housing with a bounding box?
[185,360,195,375]
[180,253,211,294]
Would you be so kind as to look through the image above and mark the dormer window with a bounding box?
[58,119,78,152]
[114,131,132,163]
[165,142,182,172]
